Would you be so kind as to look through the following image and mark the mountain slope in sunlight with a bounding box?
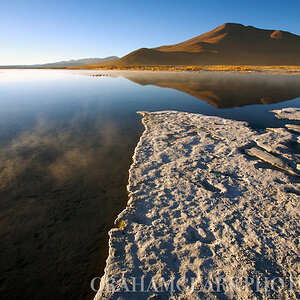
[95,23,300,66]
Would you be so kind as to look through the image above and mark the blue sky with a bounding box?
[1,0,300,65]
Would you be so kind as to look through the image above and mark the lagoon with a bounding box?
[0,69,299,300]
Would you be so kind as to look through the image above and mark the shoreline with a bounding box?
[94,108,299,299]
[1,66,300,74]
[72,65,300,74]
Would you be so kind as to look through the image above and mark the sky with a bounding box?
[1,0,300,65]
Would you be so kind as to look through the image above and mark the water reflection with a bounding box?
[121,71,300,108]
[0,70,299,300]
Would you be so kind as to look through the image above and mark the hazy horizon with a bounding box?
[1,0,300,65]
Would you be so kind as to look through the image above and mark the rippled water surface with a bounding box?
[0,69,299,300]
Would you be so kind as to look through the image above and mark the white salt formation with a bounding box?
[95,109,300,300]
[271,107,300,120]
[285,124,300,134]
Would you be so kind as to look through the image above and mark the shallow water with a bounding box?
[0,69,299,300]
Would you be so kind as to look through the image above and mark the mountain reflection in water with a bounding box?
[121,71,300,108]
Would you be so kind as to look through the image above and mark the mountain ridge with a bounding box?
[0,56,118,68]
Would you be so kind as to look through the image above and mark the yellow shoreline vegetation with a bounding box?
[68,65,300,73]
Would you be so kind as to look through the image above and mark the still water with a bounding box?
[0,69,299,300]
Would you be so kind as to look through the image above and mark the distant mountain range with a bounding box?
[0,56,118,68]
[93,23,300,66]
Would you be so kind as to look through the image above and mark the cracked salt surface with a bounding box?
[95,109,300,299]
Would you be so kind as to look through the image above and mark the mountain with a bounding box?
[31,57,119,67]
[95,23,300,66]
[0,56,118,68]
